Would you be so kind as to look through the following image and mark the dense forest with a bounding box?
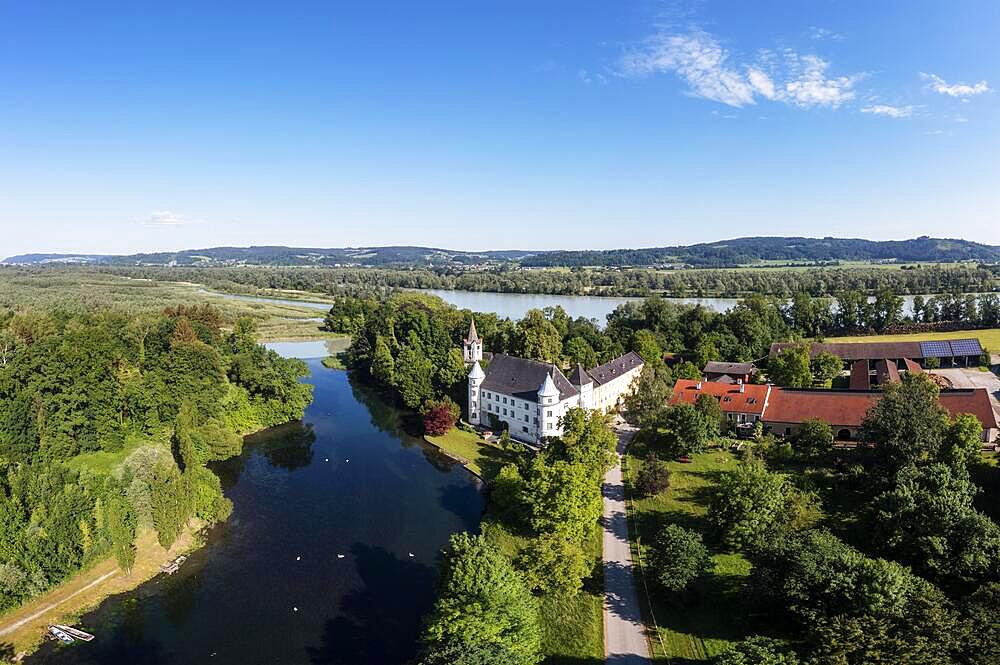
[73,262,1000,299]
[522,235,1000,267]
[7,236,999,268]
[0,305,312,612]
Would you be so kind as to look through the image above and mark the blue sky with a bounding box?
[1,1,997,255]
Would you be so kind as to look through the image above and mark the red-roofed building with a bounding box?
[761,387,998,443]
[670,379,772,425]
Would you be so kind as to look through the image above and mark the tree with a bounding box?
[422,533,541,664]
[768,345,812,388]
[623,364,671,430]
[419,641,521,665]
[564,336,598,370]
[713,637,800,665]
[525,458,602,545]
[517,532,590,595]
[423,397,461,436]
[104,496,137,574]
[545,408,616,479]
[370,336,396,385]
[393,346,435,409]
[870,463,1000,586]
[514,309,562,364]
[635,454,671,496]
[861,373,950,471]
[810,352,843,386]
[648,524,711,595]
[709,458,791,551]
[694,393,723,438]
[793,418,833,460]
[942,412,984,468]
[662,403,710,457]
[490,464,526,527]
[958,583,1000,665]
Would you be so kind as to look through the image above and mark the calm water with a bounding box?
[28,359,483,665]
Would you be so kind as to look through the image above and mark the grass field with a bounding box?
[0,268,342,342]
[623,442,765,662]
[825,327,1000,352]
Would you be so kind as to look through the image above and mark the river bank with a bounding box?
[0,524,203,658]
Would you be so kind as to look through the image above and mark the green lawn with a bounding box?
[623,442,760,662]
[424,427,518,478]
[825,327,1000,352]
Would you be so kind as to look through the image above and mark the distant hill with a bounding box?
[519,236,1000,268]
[5,237,999,268]
[2,246,535,267]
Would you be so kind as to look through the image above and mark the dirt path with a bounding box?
[0,569,120,639]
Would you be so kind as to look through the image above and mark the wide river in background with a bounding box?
[27,350,484,665]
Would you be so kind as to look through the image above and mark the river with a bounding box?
[27,351,484,665]
[207,286,948,326]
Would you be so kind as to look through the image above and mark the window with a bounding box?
[502,408,508,416]
[785,427,792,436]
[547,423,553,430]
[503,397,508,404]
[524,414,529,422]
[471,402,477,409]
[547,410,553,417]
[522,426,528,433]
[533,418,538,425]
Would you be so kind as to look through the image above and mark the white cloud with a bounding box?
[920,72,990,98]
[621,31,757,106]
[809,27,844,41]
[781,54,860,108]
[139,211,201,226]
[620,30,861,109]
[861,104,914,118]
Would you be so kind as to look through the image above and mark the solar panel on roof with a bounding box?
[949,339,982,356]
[920,341,951,357]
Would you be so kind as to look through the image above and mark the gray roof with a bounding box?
[481,354,578,403]
[704,361,755,375]
[568,363,592,386]
[587,351,645,387]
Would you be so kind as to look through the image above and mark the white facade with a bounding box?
[468,352,644,444]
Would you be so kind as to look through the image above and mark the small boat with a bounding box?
[54,625,95,642]
[48,626,75,644]
[174,555,188,565]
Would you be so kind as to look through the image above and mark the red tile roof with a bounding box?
[762,387,998,431]
[849,360,870,391]
[764,389,879,428]
[670,379,770,415]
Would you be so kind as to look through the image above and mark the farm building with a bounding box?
[770,338,984,368]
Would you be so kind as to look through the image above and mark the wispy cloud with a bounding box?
[861,104,914,118]
[619,29,861,109]
[138,211,202,226]
[920,72,990,98]
[809,26,844,41]
[577,68,607,86]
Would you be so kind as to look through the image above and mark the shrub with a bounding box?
[713,636,800,665]
[635,454,671,497]
[423,397,460,436]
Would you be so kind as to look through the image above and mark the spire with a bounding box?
[468,361,485,380]
[538,370,560,398]
[568,363,592,386]
[466,318,479,343]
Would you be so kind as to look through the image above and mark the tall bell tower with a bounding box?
[463,318,483,364]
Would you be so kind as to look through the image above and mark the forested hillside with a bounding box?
[0,305,312,612]
[6,236,999,269]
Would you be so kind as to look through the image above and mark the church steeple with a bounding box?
[463,318,483,364]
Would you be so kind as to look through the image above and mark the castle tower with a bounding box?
[569,363,595,410]
[537,370,561,440]
[467,361,485,424]
[463,318,483,364]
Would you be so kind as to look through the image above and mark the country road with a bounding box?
[602,424,652,664]
[0,570,119,639]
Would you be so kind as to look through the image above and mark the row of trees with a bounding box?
[0,305,312,611]
[420,409,617,663]
[92,262,998,299]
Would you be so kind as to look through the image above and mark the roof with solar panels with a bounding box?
[770,338,982,362]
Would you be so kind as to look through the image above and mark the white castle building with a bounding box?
[464,320,644,444]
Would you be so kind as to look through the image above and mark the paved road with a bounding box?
[602,424,652,664]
